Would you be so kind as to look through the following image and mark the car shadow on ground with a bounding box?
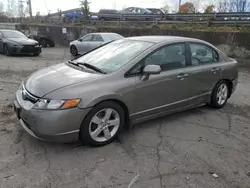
[18,105,216,151]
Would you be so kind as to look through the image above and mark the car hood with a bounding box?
[7,38,38,45]
[24,63,103,97]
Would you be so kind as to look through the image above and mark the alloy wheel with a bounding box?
[89,108,120,143]
[70,46,78,56]
[216,83,228,105]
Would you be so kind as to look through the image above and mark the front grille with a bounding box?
[21,45,35,53]
[22,86,38,103]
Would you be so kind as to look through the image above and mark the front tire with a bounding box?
[70,45,78,56]
[210,80,229,109]
[80,101,125,147]
[33,52,40,56]
[4,44,11,56]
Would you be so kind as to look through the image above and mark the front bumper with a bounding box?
[10,45,41,54]
[14,89,91,143]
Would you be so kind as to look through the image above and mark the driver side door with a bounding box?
[130,43,196,122]
[77,34,93,54]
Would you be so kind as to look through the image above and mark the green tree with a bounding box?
[80,0,90,24]
[161,5,169,14]
[204,4,215,13]
[179,2,195,13]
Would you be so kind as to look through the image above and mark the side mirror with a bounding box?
[78,38,82,42]
[143,65,161,75]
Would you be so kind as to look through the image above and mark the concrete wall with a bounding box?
[98,27,250,59]
[1,23,250,59]
[16,24,97,46]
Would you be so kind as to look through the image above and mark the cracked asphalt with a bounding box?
[0,48,250,188]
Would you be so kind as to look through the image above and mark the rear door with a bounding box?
[185,42,222,96]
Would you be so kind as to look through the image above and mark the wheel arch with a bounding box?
[83,98,131,129]
[223,79,233,98]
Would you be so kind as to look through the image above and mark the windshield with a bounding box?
[74,39,153,73]
[2,30,27,38]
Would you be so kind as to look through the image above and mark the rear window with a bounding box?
[106,34,124,41]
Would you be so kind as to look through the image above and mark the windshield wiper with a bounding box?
[78,62,106,74]
[68,60,106,74]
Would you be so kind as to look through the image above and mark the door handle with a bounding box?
[177,73,188,79]
[211,67,220,72]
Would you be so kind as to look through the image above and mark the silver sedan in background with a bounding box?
[69,32,124,56]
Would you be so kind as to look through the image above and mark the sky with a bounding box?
[32,0,178,14]
[1,0,213,15]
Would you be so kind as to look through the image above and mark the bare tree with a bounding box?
[217,0,229,12]
[0,1,4,13]
[217,0,250,12]
[161,5,169,13]
[80,0,90,24]
[192,0,201,12]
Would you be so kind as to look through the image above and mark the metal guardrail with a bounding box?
[94,12,250,21]
[90,20,250,25]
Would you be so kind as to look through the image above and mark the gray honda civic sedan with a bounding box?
[14,36,238,146]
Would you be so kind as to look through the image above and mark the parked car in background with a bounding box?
[69,32,124,56]
[122,7,153,14]
[29,34,55,47]
[98,9,120,21]
[14,36,238,146]
[120,7,153,20]
[146,8,165,15]
[0,29,41,56]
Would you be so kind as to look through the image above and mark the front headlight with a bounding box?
[35,43,40,47]
[10,43,22,47]
[33,98,81,110]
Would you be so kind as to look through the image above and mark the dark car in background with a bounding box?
[0,30,41,56]
[29,34,55,48]
[98,9,120,21]
[120,7,153,20]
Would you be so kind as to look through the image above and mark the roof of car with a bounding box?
[126,36,205,44]
[89,32,121,36]
[0,29,16,32]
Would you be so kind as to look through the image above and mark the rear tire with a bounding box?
[40,39,48,48]
[80,101,125,147]
[210,80,229,109]
[70,45,78,56]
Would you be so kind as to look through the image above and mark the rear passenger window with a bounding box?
[92,35,104,41]
[144,43,186,71]
[190,43,219,66]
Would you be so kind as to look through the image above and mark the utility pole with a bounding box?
[178,0,182,12]
[27,0,32,19]
[18,0,24,20]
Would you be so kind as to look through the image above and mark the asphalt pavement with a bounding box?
[0,48,250,188]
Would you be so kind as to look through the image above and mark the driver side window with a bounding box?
[81,35,93,42]
[128,43,186,76]
[144,43,186,71]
